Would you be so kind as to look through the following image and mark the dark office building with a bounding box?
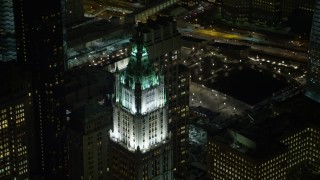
[20,1,68,178]
[0,62,33,179]
[0,0,68,178]
[305,0,320,103]
[251,0,282,24]
[207,94,320,179]
[219,0,282,24]
[207,129,288,179]
[221,0,250,22]
[282,0,315,18]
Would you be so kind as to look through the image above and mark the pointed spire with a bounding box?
[116,65,119,73]
[136,32,143,71]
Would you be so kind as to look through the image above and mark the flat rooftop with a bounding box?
[209,67,290,106]
[67,19,123,48]
[212,128,287,160]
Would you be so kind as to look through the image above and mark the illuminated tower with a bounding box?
[109,32,173,179]
[305,0,320,103]
[133,16,189,178]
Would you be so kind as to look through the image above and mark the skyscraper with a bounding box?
[0,63,33,179]
[0,0,68,178]
[305,0,320,103]
[132,16,189,178]
[21,1,68,178]
[109,32,173,179]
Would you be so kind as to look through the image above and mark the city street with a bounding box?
[178,23,308,62]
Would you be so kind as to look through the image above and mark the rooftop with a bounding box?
[67,19,123,48]
[208,92,320,159]
[208,67,291,106]
[212,128,287,160]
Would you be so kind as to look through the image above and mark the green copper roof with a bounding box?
[120,39,160,90]
[130,44,148,58]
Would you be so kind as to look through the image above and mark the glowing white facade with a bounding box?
[110,36,169,152]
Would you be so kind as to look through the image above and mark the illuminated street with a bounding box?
[178,22,309,62]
